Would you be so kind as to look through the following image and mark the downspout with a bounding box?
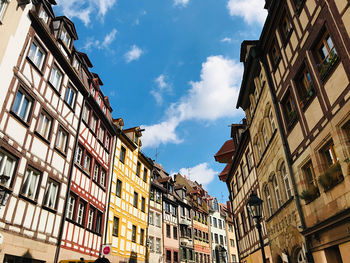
[54,95,87,263]
[103,126,120,247]
[258,51,314,263]
[145,165,154,263]
[227,191,240,263]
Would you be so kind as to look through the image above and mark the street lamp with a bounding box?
[246,191,267,263]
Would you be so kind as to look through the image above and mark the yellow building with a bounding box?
[106,125,153,263]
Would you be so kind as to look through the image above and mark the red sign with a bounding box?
[101,244,111,255]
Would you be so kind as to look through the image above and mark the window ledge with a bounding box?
[42,205,57,214]
[9,111,30,128]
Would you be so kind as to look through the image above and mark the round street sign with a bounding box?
[101,244,111,256]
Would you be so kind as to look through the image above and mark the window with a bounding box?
[116,179,122,197]
[279,11,292,42]
[132,225,137,242]
[93,163,99,182]
[143,168,148,182]
[213,217,217,228]
[43,178,59,209]
[87,207,95,230]
[156,191,161,203]
[49,65,63,90]
[149,211,154,225]
[120,146,126,163]
[133,192,138,208]
[149,236,154,251]
[315,31,338,80]
[303,161,316,186]
[136,161,141,177]
[77,200,86,225]
[269,108,276,132]
[322,141,338,167]
[98,125,105,142]
[156,238,161,253]
[265,186,273,216]
[272,175,282,207]
[61,26,72,47]
[28,41,46,70]
[166,224,171,238]
[36,110,52,140]
[64,85,76,108]
[270,41,281,69]
[171,205,177,216]
[56,126,68,153]
[95,211,102,234]
[230,239,235,247]
[282,93,297,128]
[296,67,315,107]
[112,216,119,236]
[21,167,40,200]
[214,233,218,243]
[0,149,17,188]
[73,57,80,70]
[90,114,97,133]
[0,0,10,21]
[165,202,170,213]
[100,169,106,187]
[220,235,224,245]
[166,250,171,262]
[75,145,83,165]
[105,134,111,151]
[66,193,76,220]
[39,9,49,23]
[281,163,292,199]
[155,213,161,227]
[218,219,222,229]
[262,124,268,147]
[141,197,146,212]
[256,140,262,158]
[232,254,237,263]
[174,251,178,262]
[83,153,91,173]
[12,89,33,122]
[173,226,178,239]
[140,228,145,245]
[82,104,90,123]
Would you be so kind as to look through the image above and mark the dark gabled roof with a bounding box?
[91,72,103,86]
[54,16,78,40]
[214,139,235,163]
[76,51,93,68]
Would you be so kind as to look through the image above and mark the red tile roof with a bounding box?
[214,140,235,163]
[218,162,231,182]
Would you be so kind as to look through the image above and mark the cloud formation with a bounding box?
[227,0,267,25]
[178,163,217,186]
[174,0,190,7]
[142,55,243,148]
[125,45,144,63]
[221,37,232,43]
[82,28,118,51]
[58,0,117,26]
[151,74,173,105]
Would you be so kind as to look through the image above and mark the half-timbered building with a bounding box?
[0,1,90,262]
[59,71,116,259]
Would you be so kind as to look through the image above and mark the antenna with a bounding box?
[221,192,225,203]
[154,148,159,162]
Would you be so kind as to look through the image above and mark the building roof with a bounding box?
[218,162,231,182]
[214,139,235,163]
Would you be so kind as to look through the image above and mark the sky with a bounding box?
[54,0,267,203]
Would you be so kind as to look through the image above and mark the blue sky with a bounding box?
[55,0,267,202]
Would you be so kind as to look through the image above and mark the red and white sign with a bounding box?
[101,244,111,256]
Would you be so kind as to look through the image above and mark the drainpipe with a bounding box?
[227,191,240,263]
[258,50,314,263]
[145,165,154,263]
[54,95,86,263]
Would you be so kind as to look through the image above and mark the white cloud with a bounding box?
[58,0,117,26]
[142,55,243,148]
[124,45,144,63]
[174,0,190,7]
[151,74,172,105]
[227,0,267,25]
[221,37,232,43]
[178,163,217,186]
[82,28,117,51]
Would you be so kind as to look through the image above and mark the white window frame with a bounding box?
[43,178,59,209]
[269,108,276,132]
[93,163,99,182]
[87,208,94,230]
[39,8,49,23]
[67,194,75,220]
[77,201,85,225]
[265,186,273,216]
[12,89,32,122]
[156,238,161,253]
[0,0,10,21]
[149,211,154,225]
[60,26,72,47]
[273,176,282,208]
[49,65,63,90]
[281,163,292,199]
[100,169,106,186]
[56,126,68,153]
[0,149,17,188]
[36,110,52,140]
[64,85,76,107]
[21,167,40,200]
[28,41,46,70]
[83,153,91,172]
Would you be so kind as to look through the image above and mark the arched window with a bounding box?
[256,140,262,158]
[262,124,268,147]
[281,163,292,199]
[269,108,276,132]
[272,175,282,207]
[264,186,273,216]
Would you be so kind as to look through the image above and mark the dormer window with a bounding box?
[39,9,49,24]
[73,57,80,70]
[97,95,102,106]
[61,27,72,48]
[169,184,173,193]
